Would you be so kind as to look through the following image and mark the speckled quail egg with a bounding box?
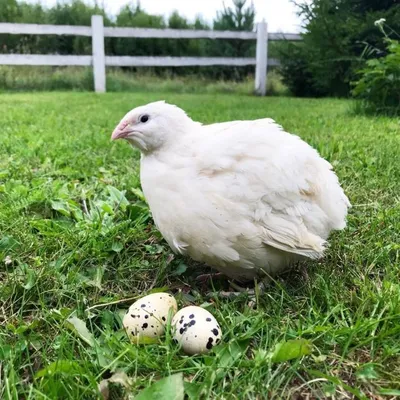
[123,293,177,339]
[171,306,222,355]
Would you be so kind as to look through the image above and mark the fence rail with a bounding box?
[0,16,301,95]
[0,54,281,67]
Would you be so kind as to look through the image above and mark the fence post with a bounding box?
[91,15,106,93]
[255,21,268,96]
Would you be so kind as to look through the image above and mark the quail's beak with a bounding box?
[111,120,135,141]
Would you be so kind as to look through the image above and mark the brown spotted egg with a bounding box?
[171,306,222,355]
[123,293,177,339]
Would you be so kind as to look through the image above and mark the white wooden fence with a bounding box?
[0,16,301,95]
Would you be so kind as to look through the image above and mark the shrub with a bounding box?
[352,20,400,115]
[277,0,400,98]
[277,42,323,97]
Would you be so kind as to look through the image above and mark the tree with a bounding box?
[211,0,256,79]
[213,0,255,57]
[113,3,166,57]
[0,0,47,54]
[47,0,110,55]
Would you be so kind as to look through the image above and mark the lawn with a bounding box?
[1,92,399,399]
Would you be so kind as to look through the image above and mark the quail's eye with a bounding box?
[140,114,149,123]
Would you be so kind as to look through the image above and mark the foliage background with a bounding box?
[0,0,259,81]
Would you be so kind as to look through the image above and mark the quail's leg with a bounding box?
[206,278,270,301]
[195,272,225,285]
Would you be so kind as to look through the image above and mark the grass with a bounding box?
[0,66,288,96]
[0,92,400,399]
